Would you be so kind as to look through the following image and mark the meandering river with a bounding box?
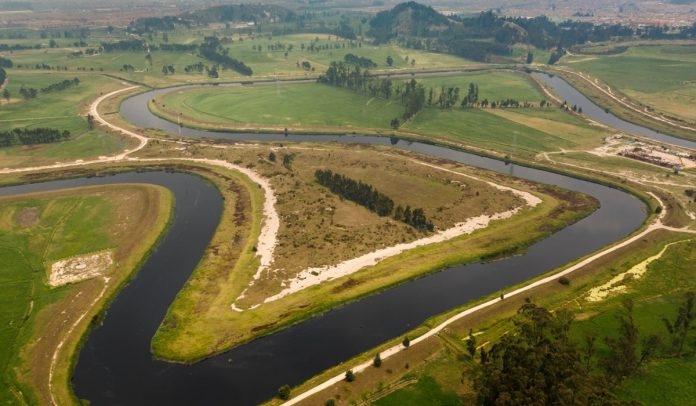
[5,71,686,404]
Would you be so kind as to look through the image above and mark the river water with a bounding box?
[2,73,664,405]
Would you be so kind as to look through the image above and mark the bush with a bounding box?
[325,399,336,406]
[559,276,570,286]
[277,384,291,400]
[373,353,382,368]
[345,369,355,382]
[402,336,410,348]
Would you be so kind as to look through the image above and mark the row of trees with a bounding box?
[40,77,80,93]
[18,77,80,99]
[315,169,394,216]
[199,36,253,76]
[161,65,176,75]
[315,169,433,231]
[0,128,71,147]
[475,293,695,404]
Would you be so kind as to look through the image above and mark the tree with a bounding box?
[283,154,295,170]
[526,52,534,64]
[2,88,9,102]
[466,329,476,357]
[373,353,382,367]
[345,369,355,382]
[277,384,291,400]
[476,303,602,405]
[386,55,394,66]
[402,336,410,348]
[268,151,276,162]
[663,291,695,357]
[86,114,95,130]
[390,118,400,129]
[603,299,640,382]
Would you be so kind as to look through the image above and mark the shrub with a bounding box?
[559,276,570,286]
[277,384,291,400]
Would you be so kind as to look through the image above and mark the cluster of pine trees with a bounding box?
[0,128,70,147]
[315,169,394,216]
[199,36,252,76]
[184,62,207,73]
[343,53,377,68]
[315,169,434,231]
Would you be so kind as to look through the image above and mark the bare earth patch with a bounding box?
[16,207,39,227]
[48,251,113,287]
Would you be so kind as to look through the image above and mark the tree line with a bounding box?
[40,77,80,93]
[199,36,253,76]
[18,77,80,99]
[474,293,695,404]
[0,128,71,147]
[315,169,433,231]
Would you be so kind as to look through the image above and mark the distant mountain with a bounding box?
[368,1,452,43]
[365,2,696,63]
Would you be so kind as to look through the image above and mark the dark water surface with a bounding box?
[1,73,658,405]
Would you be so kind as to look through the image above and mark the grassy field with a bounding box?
[3,32,480,87]
[562,44,696,124]
[150,71,609,156]
[0,184,172,405]
[0,72,135,168]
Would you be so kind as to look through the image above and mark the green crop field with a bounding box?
[564,44,696,122]
[152,71,608,155]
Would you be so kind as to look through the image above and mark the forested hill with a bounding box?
[368,2,451,44]
[368,1,696,62]
[129,4,296,33]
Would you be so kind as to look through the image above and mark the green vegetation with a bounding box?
[374,375,462,406]
[151,71,609,155]
[0,184,171,405]
[564,44,696,123]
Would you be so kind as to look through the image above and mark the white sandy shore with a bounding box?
[129,157,280,274]
[259,162,542,305]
